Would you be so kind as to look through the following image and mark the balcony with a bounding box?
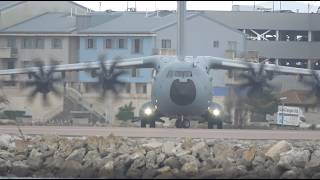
[153,48,176,55]
[0,47,17,58]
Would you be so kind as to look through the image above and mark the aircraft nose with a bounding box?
[170,79,196,105]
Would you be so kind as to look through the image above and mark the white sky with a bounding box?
[74,1,320,12]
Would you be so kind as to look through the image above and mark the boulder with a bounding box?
[83,150,101,167]
[59,160,83,178]
[164,157,181,169]
[156,153,166,165]
[66,148,86,162]
[155,166,174,179]
[142,142,163,151]
[305,150,320,173]
[280,170,298,179]
[27,149,43,170]
[98,161,114,178]
[277,149,310,170]
[198,168,224,179]
[162,142,176,156]
[11,161,30,177]
[14,140,30,154]
[265,140,291,162]
[0,159,11,176]
[0,150,14,161]
[191,141,211,161]
[0,134,12,150]
[181,161,198,177]
[146,151,158,169]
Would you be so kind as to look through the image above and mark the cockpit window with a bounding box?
[167,70,192,78]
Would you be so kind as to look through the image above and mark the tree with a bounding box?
[116,102,135,121]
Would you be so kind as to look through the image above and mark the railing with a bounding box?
[65,87,106,121]
[0,47,17,58]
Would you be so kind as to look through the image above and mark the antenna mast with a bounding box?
[177,1,186,61]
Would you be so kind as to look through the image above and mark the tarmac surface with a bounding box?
[1,126,320,139]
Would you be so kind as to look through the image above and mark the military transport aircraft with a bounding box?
[0,1,319,129]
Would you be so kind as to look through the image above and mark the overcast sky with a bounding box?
[74,1,320,12]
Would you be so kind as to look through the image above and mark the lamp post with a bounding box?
[280,97,287,126]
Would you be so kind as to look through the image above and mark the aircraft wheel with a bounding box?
[150,120,156,128]
[217,120,223,129]
[182,119,190,128]
[141,119,147,128]
[175,119,182,128]
[208,119,214,129]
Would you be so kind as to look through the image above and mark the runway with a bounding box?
[1,126,320,140]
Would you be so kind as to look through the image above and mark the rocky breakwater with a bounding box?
[0,134,320,178]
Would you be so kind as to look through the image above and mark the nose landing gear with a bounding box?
[175,115,190,128]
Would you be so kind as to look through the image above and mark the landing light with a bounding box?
[212,109,221,117]
[144,107,153,116]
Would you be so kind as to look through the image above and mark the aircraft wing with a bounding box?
[203,56,316,76]
[0,55,161,75]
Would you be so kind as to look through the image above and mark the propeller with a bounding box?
[236,63,276,98]
[25,59,63,106]
[89,54,127,98]
[300,70,320,105]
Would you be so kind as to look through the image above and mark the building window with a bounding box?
[125,83,131,93]
[118,39,127,49]
[131,68,140,77]
[227,41,237,51]
[52,38,62,49]
[87,38,96,49]
[161,39,171,49]
[136,83,147,94]
[34,38,44,49]
[8,61,15,69]
[22,38,33,49]
[105,39,112,49]
[7,37,16,48]
[213,40,219,48]
[132,39,143,54]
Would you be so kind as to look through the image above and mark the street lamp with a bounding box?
[280,97,287,126]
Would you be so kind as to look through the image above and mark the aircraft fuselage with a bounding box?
[151,60,212,116]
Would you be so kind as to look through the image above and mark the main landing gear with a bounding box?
[175,115,191,128]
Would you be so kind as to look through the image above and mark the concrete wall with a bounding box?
[246,41,320,59]
[0,1,87,29]
[205,11,320,30]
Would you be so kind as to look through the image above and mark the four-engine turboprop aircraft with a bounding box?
[0,1,319,129]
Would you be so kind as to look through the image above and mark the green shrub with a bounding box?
[116,102,135,121]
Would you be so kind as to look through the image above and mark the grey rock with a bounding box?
[280,170,298,179]
[11,161,30,177]
[181,161,198,177]
[198,168,224,179]
[59,160,83,178]
[14,155,26,161]
[305,149,320,172]
[0,134,12,150]
[0,159,11,176]
[312,172,320,179]
[277,149,310,170]
[191,141,211,161]
[98,161,114,179]
[162,142,176,156]
[66,148,86,162]
[127,167,143,179]
[179,154,199,165]
[142,142,163,151]
[146,151,158,169]
[83,150,101,167]
[114,154,133,178]
[142,168,158,179]
[0,150,14,161]
[164,157,181,169]
[27,149,43,170]
[224,165,247,178]
[156,153,166,165]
